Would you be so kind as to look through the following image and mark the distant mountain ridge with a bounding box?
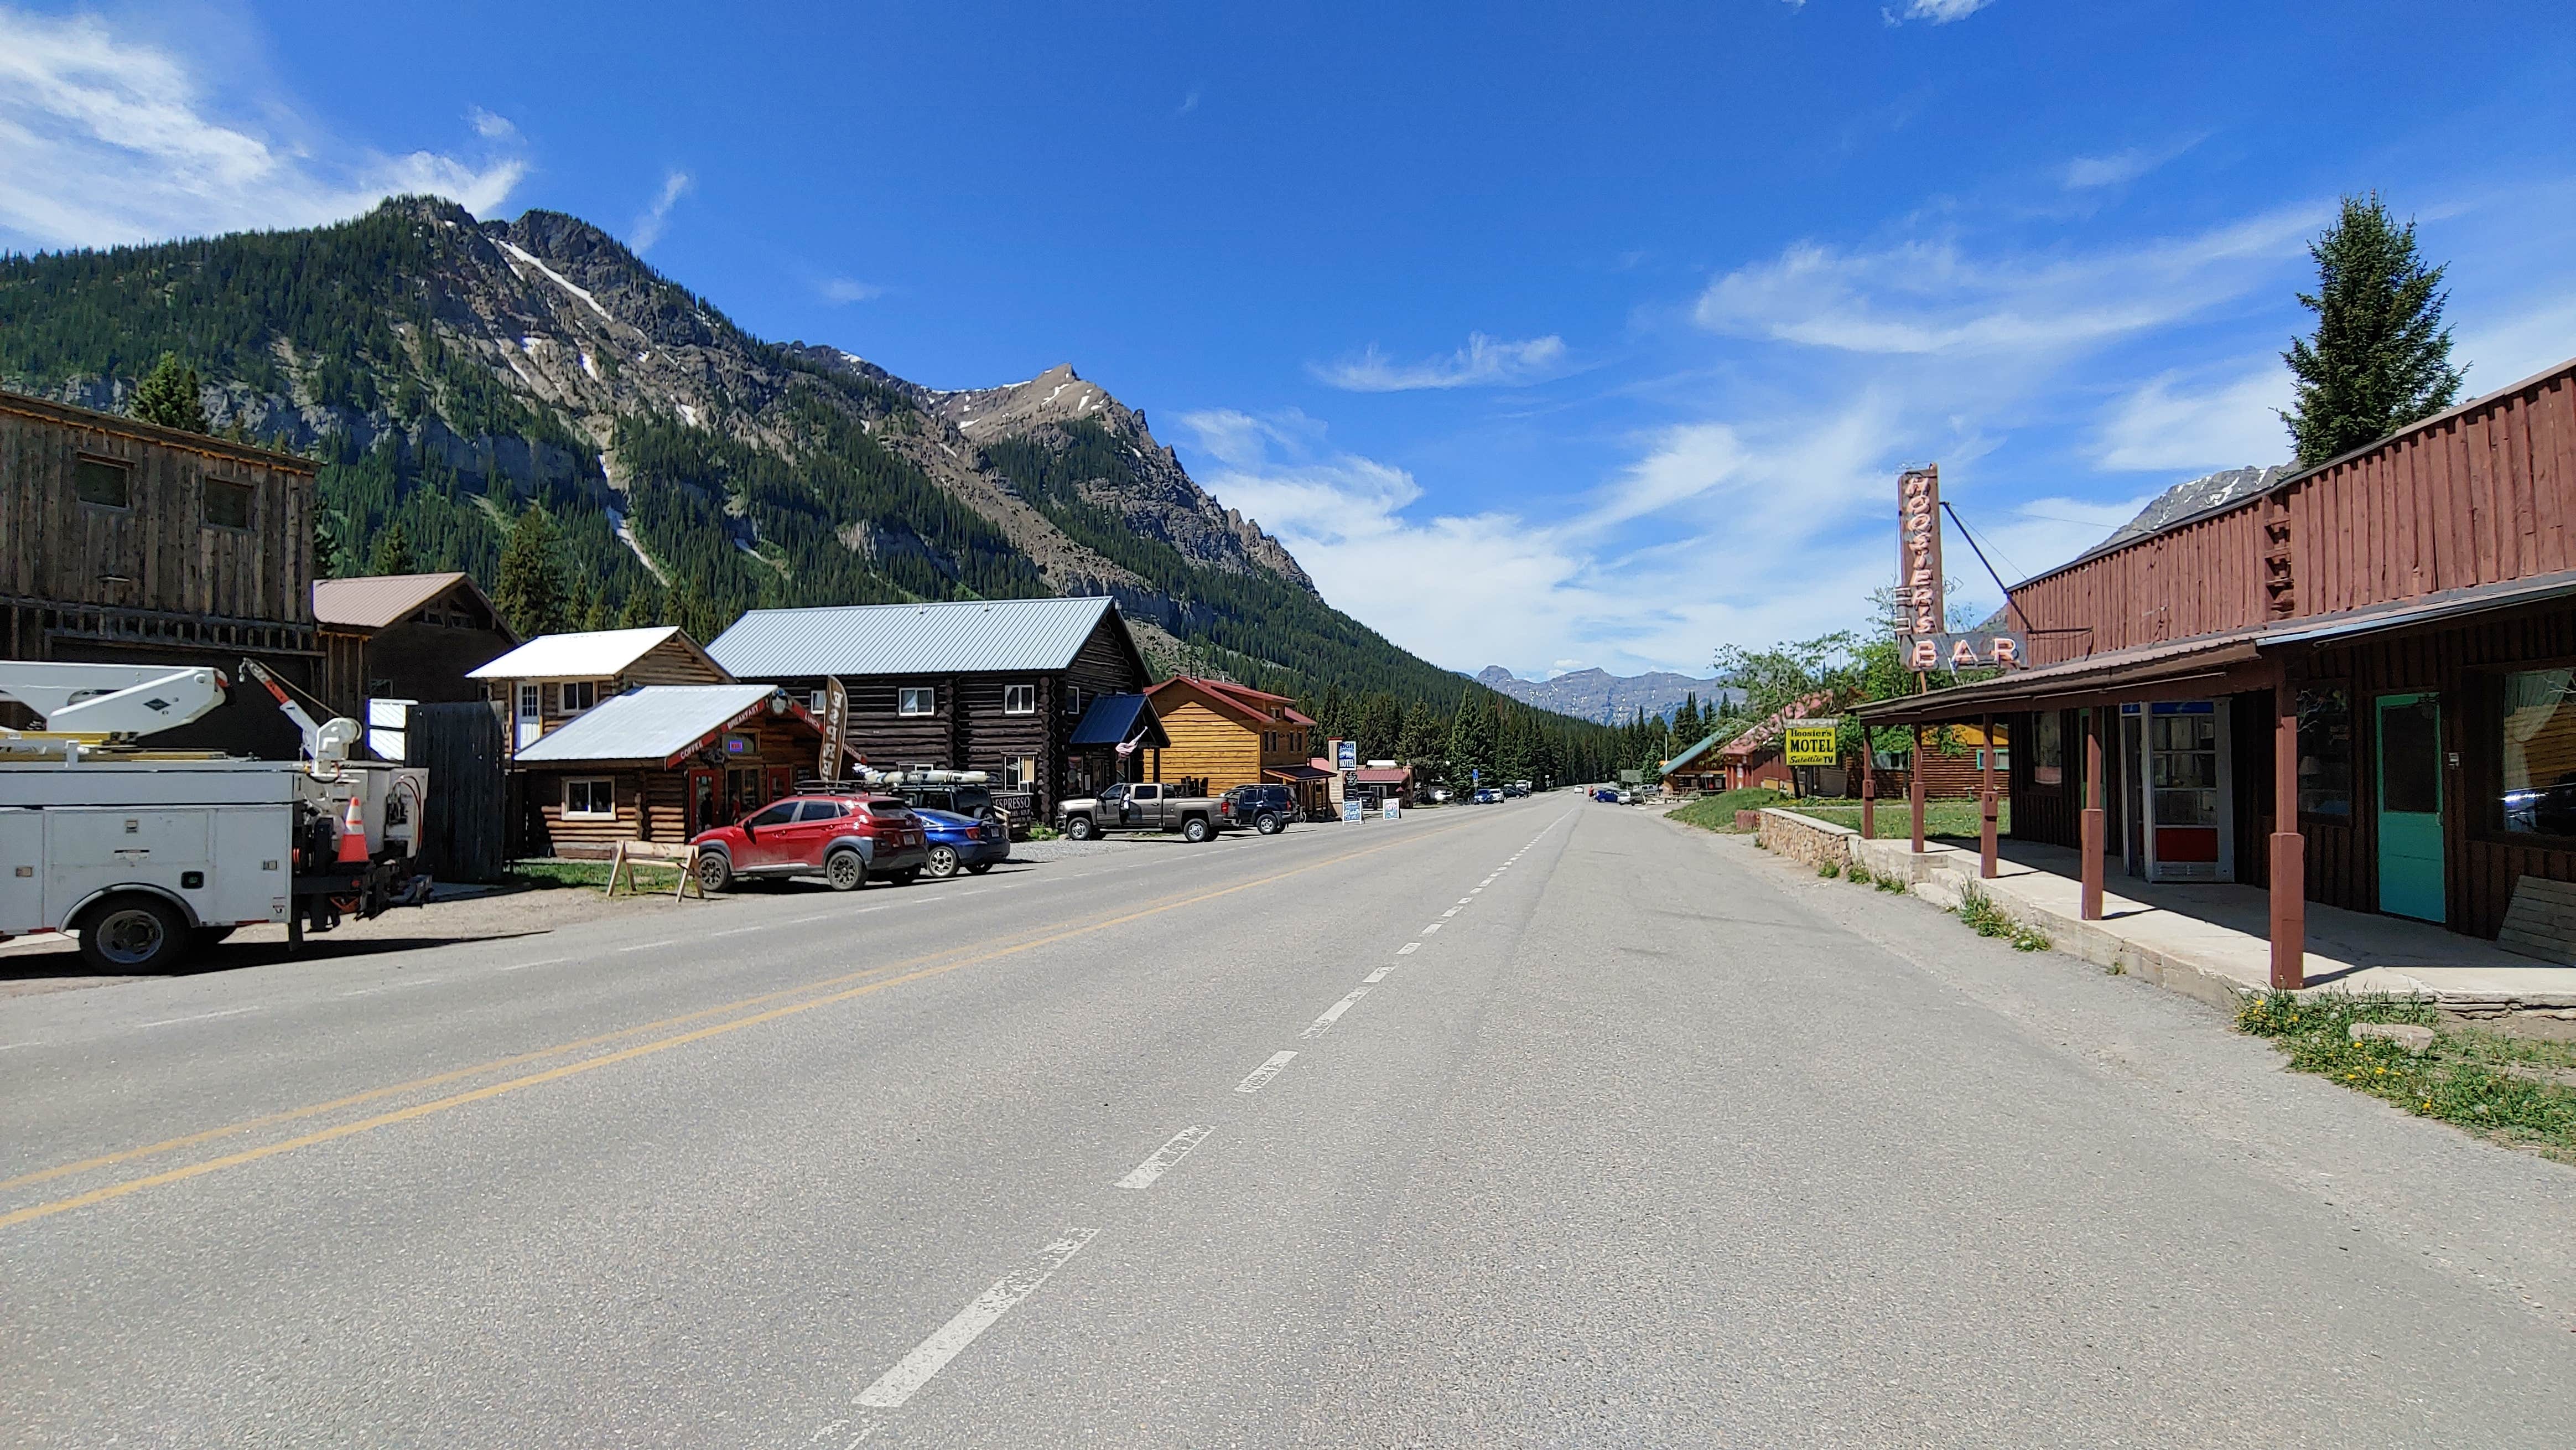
[1473,666,1737,727]
[0,195,1573,724]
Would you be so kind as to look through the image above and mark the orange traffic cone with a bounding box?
[336,792,370,865]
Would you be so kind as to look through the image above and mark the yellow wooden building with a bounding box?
[1142,676,1327,807]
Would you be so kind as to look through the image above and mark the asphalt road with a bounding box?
[4,797,2573,1447]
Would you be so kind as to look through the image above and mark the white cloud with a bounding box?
[1176,87,1202,117]
[1313,333,1569,391]
[2454,291,2576,391]
[820,277,884,304]
[0,8,526,250]
[2094,364,2292,472]
[2063,136,2201,190]
[467,106,518,141]
[629,169,692,254]
[1694,207,2321,357]
[1902,0,1995,21]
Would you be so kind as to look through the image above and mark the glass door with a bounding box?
[515,682,542,751]
[2144,702,2226,882]
[2375,693,2445,922]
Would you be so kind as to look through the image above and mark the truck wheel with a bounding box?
[1064,816,1096,841]
[1255,812,1284,835]
[924,845,959,879]
[824,849,867,892]
[78,894,191,974]
[1182,817,1212,843]
[694,851,735,894]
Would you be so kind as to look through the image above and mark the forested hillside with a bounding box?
[0,196,1618,776]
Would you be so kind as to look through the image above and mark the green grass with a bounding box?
[1666,788,1785,832]
[2236,991,2576,1163]
[1955,883,2052,951]
[1793,797,2007,840]
[506,860,614,890]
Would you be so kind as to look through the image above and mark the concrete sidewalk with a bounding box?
[1756,807,2576,1019]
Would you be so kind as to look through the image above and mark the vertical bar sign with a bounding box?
[819,675,848,782]
[1897,465,1944,672]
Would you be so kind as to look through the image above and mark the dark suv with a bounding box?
[1218,783,1297,835]
[689,794,931,893]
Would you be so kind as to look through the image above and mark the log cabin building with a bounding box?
[0,387,321,755]
[506,683,833,857]
[705,596,1160,825]
[1142,675,1328,812]
[1858,354,2576,983]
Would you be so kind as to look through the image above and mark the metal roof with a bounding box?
[466,626,695,681]
[1662,729,1730,773]
[1069,692,1170,749]
[512,685,783,765]
[313,572,502,633]
[706,597,1117,679]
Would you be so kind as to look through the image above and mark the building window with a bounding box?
[2500,669,2576,836]
[74,457,131,509]
[559,680,599,713]
[1063,686,1083,716]
[563,778,615,819]
[1003,683,1036,715]
[204,478,253,530]
[900,686,936,717]
[2032,711,2064,786]
[2297,687,2354,819]
[1004,756,1036,789]
[808,690,828,714]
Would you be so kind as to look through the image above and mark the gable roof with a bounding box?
[1718,693,1834,759]
[1147,675,1317,728]
[707,597,1125,679]
[314,572,510,635]
[466,626,715,681]
[1661,729,1730,774]
[513,685,794,767]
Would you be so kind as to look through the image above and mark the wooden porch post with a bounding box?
[1861,753,1877,840]
[2271,670,2307,990]
[1909,724,1926,855]
[1979,712,1998,880]
[2081,708,2106,920]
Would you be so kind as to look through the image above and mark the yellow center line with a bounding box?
[1,808,1509,1231]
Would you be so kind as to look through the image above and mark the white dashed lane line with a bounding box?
[1396,942,1420,956]
[855,1227,1101,1410]
[1234,1050,1298,1094]
[1299,986,1372,1039]
[1363,965,1393,984]
[1419,924,1441,935]
[1115,1126,1213,1190]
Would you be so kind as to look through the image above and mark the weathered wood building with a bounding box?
[0,388,320,755]
[509,683,831,856]
[705,597,1159,824]
[1859,354,2576,980]
[314,571,517,717]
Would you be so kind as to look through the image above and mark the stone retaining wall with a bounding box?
[1756,808,1856,868]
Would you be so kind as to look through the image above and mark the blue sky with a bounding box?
[4,1,2573,680]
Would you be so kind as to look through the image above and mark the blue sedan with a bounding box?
[915,809,1009,878]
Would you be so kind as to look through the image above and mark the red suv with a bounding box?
[689,794,932,893]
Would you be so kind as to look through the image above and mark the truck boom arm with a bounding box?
[0,662,229,738]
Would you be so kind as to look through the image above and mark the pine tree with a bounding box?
[617,580,667,628]
[131,352,210,433]
[1448,694,1497,783]
[1399,701,1445,764]
[367,521,417,576]
[2282,194,2465,465]
[494,505,569,638]
[313,512,343,579]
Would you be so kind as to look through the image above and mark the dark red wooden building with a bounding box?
[1858,355,2576,982]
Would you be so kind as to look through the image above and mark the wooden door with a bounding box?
[2375,693,2445,923]
[687,769,720,837]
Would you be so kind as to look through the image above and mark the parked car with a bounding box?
[915,807,1009,878]
[1426,785,1453,804]
[689,794,930,893]
[1473,787,1504,804]
[1591,787,1621,802]
[884,781,1001,826]
[1503,783,1530,797]
[1057,781,1223,841]
[1218,783,1298,835]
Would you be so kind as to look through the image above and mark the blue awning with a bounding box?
[1069,693,1171,750]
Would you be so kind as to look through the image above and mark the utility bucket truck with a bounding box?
[0,659,430,973]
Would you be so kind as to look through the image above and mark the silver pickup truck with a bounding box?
[1056,782,1221,842]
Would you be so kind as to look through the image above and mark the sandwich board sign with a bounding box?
[1342,800,1364,824]
[1381,800,1400,820]
[1783,722,1840,767]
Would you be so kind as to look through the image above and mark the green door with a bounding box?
[2375,693,2445,923]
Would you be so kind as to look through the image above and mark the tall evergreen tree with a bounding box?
[130,351,210,433]
[367,521,417,576]
[617,579,667,628]
[1399,701,1446,764]
[2282,194,2465,465]
[1448,694,1497,783]
[494,505,570,638]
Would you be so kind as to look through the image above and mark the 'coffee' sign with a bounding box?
[1895,465,1944,671]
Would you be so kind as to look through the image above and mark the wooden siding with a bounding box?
[2013,362,2576,661]
[1157,698,1262,791]
[1,393,315,627]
